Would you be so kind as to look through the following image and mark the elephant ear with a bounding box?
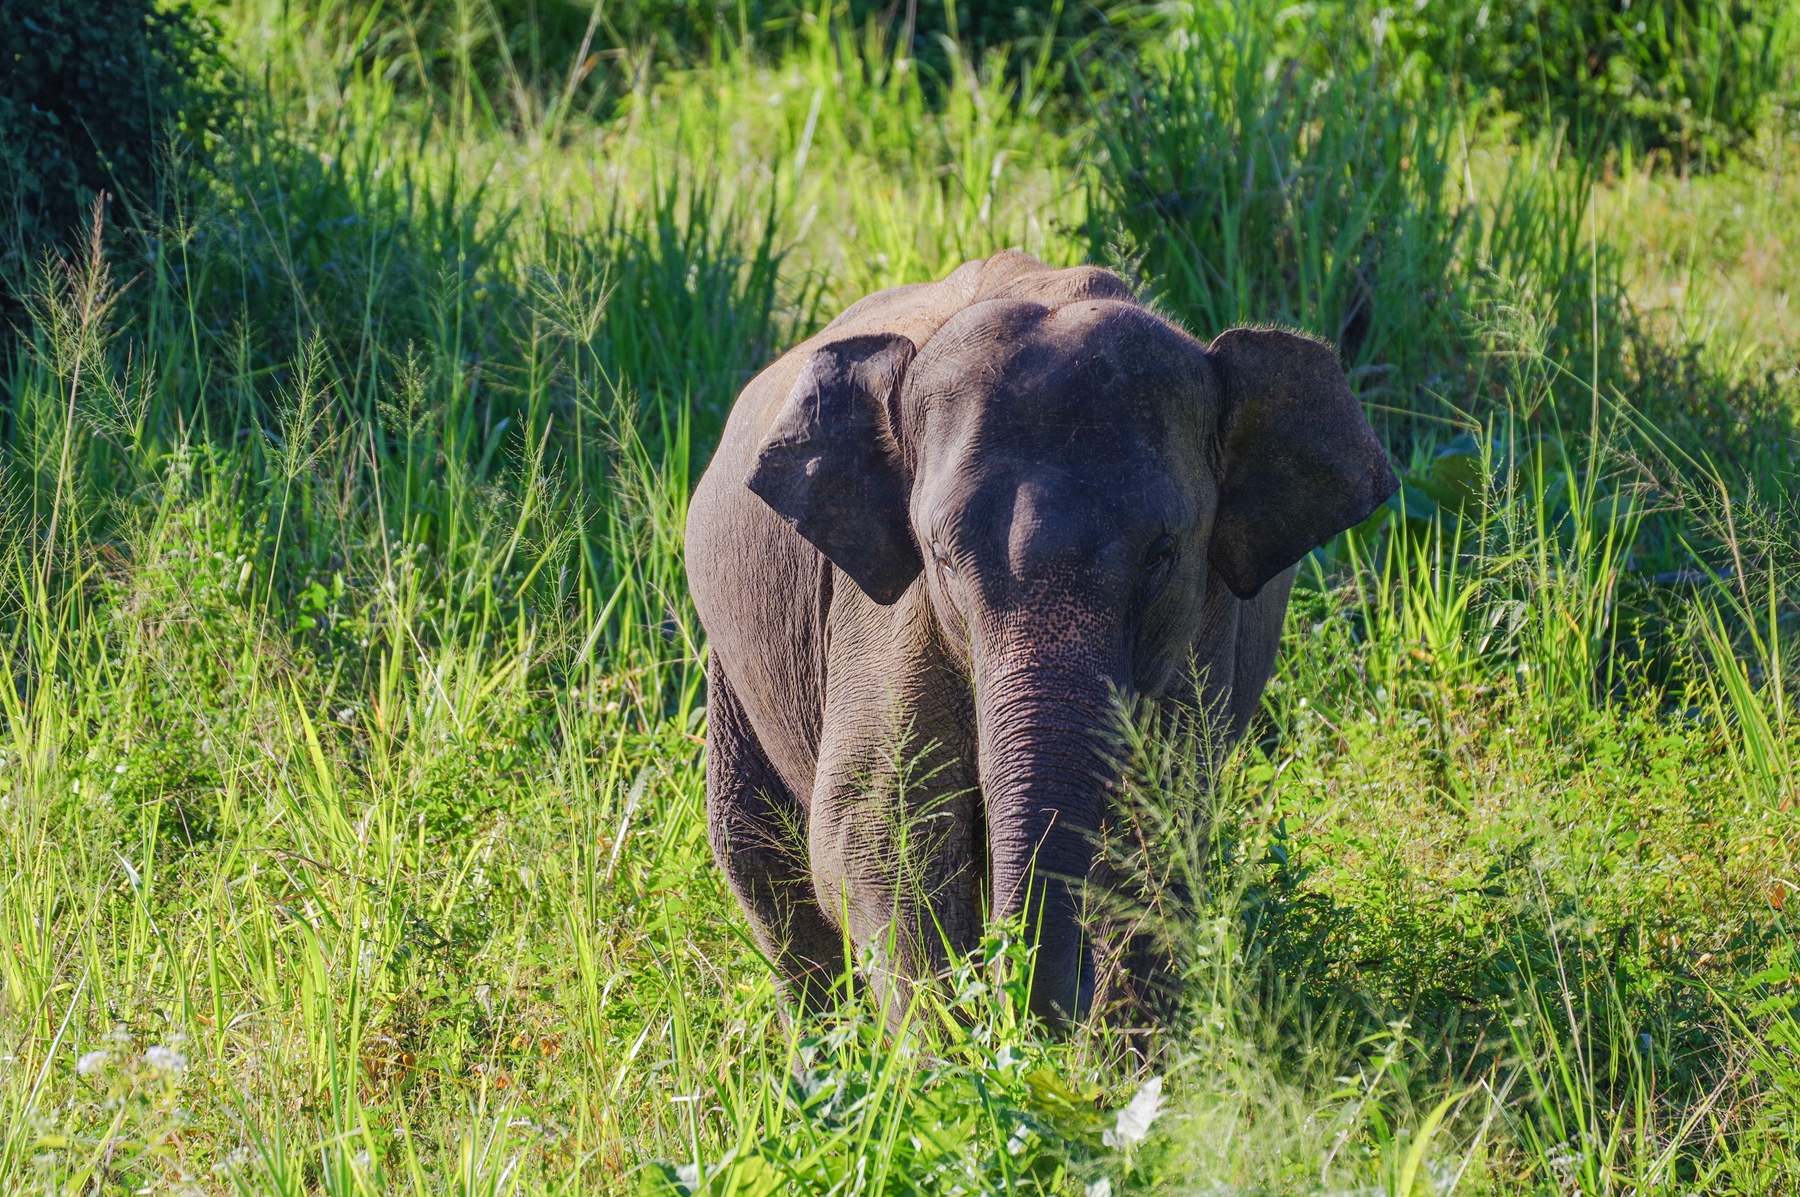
[1206,327,1398,600]
[746,333,923,605]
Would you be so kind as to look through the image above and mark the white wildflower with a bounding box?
[1103,1075,1165,1150]
[76,1050,109,1075]
[144,1045,188,1073]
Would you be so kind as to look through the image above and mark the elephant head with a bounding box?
[744,294,1396,1022]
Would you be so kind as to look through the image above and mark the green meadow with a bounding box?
[1,0,1797,1191]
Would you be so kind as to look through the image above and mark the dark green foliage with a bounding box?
[887,0,1073,55]
[844,0,1101,94]
[1394,0,1798,165]
[294,0,1094,123]
[0,0,226,258]
[290,0,615,124]
[292,0,1800,168]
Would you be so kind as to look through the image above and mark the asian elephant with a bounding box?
[685,252,1396,1025]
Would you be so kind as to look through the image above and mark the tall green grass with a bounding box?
[1086,0,1469,381]
[0,0,1794,1192]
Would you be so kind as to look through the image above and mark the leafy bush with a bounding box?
[0,0,226,258]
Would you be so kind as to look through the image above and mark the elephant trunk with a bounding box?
[976,651,1129,1024]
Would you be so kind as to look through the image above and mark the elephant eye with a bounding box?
[1145,535,1175,571]
[932,541,957,576]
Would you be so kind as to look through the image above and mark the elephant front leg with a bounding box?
[808,717,983,1024]
[705,663,847,1013]
[807,586,985,1024]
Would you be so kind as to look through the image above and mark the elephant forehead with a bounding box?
[910,299,1214,441]
[916,357,1209,552]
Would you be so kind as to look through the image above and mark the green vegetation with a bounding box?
[1391,0,1798,164]
[0,0,1795,1192]
[0,0,227,268]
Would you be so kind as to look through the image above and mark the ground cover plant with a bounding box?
[0,0,1796,1192]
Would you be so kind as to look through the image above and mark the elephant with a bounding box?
[684,251,1396,1025]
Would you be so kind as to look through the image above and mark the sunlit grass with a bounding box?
[0,0,1795,1193]
[1598,127,1800,376]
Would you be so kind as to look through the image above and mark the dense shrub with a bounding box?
[0,0,226,259]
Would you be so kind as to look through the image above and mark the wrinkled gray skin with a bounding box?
[686,253,1397,1025]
